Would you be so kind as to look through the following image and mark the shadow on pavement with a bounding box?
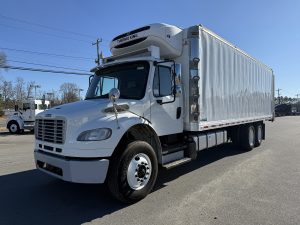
[0,143,243,225]
[0,131,34,137]
[155,143,244,189]
[0,170,124,225]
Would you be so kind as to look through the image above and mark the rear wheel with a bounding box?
[254,123,263,147]
[8,121,20,134]
[107,141,158,203]
[241,124,255,151]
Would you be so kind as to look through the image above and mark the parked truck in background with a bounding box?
[7,99,50,134]
[34,23,274,203]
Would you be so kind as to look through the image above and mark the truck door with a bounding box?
[22,102,35,121]
[150,63,183,136]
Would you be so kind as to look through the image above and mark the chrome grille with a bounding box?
[36,119,65,144]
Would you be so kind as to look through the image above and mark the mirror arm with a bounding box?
[89,75,94,86]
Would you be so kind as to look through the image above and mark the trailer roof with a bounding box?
[197,24,273,72]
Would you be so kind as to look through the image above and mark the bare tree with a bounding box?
[26,81,36,98]
[60,82,80,103]
[0,78,14,109]
[1,80,14,101]
[0,52,7,69]
[14,77,26,102]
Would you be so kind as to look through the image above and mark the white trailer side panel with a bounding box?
[184,26,274,131]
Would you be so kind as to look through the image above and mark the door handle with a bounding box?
[176,107,181,119]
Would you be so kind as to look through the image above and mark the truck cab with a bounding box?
[7,99,50,134]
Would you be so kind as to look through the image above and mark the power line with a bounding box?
[0,23,92,43]
[6,59,91,72]
[0,13,97,40]
[0,65,93,76]
[0,46,94,60]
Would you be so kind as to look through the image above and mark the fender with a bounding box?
[6,115,24,130]
[113,114,162,164]
[70,112,162,161]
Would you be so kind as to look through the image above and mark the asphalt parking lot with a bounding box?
[0,117,299,225]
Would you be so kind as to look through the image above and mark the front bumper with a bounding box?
[34,150,109,183]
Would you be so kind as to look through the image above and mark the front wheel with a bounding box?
[107,141,158,203]
[8,121,20,134]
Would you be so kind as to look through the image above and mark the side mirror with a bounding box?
[109,88,121,129]
[109,88,120,102]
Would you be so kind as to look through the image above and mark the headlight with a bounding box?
[77,128,112,141]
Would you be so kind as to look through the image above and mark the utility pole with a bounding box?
[30,84,41,99]
[92,38,102,66]
[46,92,54,100]
[75,88,84,100]
[276,88,282,104]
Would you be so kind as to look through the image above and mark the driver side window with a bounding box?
[153,66,172,97]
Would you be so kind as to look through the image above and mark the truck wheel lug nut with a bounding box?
[135,156,140,161]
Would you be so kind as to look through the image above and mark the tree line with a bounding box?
[0,76,82,109]
[275,96,299,105]
[0,52,83,116]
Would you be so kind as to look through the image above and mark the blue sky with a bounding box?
[0,0,300,98]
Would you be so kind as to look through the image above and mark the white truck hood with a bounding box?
[36,99,147,142]
[38,99,111,119]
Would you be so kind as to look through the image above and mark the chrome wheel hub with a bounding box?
[10,124,17,133]
[127,153,152,190]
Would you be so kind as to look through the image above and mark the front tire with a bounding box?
[8,121,20,134]
[107,141,158,203]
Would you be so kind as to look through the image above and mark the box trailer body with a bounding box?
[181,26,274,131]
[34,23,274,202]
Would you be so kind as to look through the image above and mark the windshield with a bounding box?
[86,61,149,100]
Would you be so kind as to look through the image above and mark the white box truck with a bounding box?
[34,23,274,202]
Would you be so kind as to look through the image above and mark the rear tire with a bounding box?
[254,123,263,147]
[8,121,20,134]
[241,124,255,151]
[107,141,158,203]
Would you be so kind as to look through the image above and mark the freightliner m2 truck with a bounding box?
[34,23,274,203]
